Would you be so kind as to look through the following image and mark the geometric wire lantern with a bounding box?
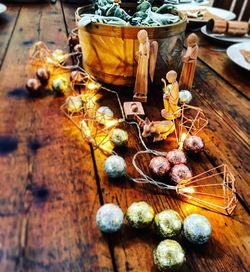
[61,93,120,154]
[174,104,209,149]
[176,164,238,215]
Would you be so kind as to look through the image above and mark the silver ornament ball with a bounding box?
[183,214,212,245]
[179,90,192,104]
[96,203,124,233]
[104,155,126,178]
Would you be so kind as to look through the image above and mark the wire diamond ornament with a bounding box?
[176,164,238,215]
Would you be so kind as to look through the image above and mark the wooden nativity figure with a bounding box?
[179,33,199,91]
[161,70,181,120]
[133,29,158,103]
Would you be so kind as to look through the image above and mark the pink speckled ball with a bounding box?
[167,149,187,165]
[184,136,204,154]
[170,164,192,184]
[149,156,171,177]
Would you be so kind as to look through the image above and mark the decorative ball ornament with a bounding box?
[167,149,187,165]
[96,106,114,125]
[179,90,192,104]
[26,78,42,93]
[183,214,212,245]
[51,49,66,64]
[111,129,128,147]
[184,135,204,154]
[52,77,69,95]
[154,210,183,238]
[104,155,126,178]
[126,201,155,229]
[149,156,171,177]
[153,239,186,272]
[170,164,192,184]
[66,96,83,113]
[36,68,50,85]
[96,203,124,233]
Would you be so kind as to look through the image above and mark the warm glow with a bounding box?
[86,81,101,91]
[80,120,92,140]
[180,187,195,194]
[180,133,187,142]
[103,119,119,128]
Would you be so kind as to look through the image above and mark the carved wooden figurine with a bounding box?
[135,115,175,142]
[179,33,198,91]
[161,70,181,120]
[133,29,158,103]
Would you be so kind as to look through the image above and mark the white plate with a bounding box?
[227,43,250,71]
[177,6,236,21]
[0,3,7,14]
[201,25,250,44]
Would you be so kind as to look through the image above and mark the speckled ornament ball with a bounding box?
[170,164,192,184]
[183,214,212,245]
[179,90,192,104]
[149,156,171,178]
[154,239,186,272]
[184,136,204,154]
[154,210,183,238]
[36,68,50,85]
[96,106,114,125]
[126,201,155,229]
[104,155,126,178]
[52,77,68,95]
[167,149,187,165]
[111,129,128,147]
[26,78,41,93]
[66,96,83,113]
[96,203,124,233]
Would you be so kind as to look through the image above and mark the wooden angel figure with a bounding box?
[133,29,158,103]
[161,70,181,120]
[179,33,199,90]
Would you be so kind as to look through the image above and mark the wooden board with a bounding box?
[0,2,113,271]
[0,2,249,272]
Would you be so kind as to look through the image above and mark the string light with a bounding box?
[28,36,237,215]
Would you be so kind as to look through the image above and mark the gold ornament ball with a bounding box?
[52,77,68,95]
[66,96,83,113]
[111,128,128,147]
[154,239,186,272]
[126,201,155,229]
[154,210,183,238]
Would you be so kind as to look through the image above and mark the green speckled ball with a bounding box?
[154,210,183,238]
[111,128,128,147]
[154,239,186,272]
[183,214,212,245]
[104,155,127,178]
[126,201,155,229]
[52,77,69,95]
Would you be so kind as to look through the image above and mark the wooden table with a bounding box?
[0,2,249,272]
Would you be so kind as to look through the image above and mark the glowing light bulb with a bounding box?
[86,81,101,91]
[178,132,188,150]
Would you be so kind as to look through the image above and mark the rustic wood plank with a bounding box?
[62,3,250,272]
[0,4,21,69]
[0,2,114,271]
[198,34,250,99]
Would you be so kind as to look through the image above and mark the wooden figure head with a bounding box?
[137,29,148,44]
[187,33,198,47]
[166,70,177,83]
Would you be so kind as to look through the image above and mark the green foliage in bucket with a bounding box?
[78,0,181,27]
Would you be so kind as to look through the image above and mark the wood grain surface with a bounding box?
[0,1,249,272]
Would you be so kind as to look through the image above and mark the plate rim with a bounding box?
[0,3,7,14]
[178,5,236,22]
[226,42,250,71]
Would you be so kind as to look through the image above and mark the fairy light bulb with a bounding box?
[179,132,187,150]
